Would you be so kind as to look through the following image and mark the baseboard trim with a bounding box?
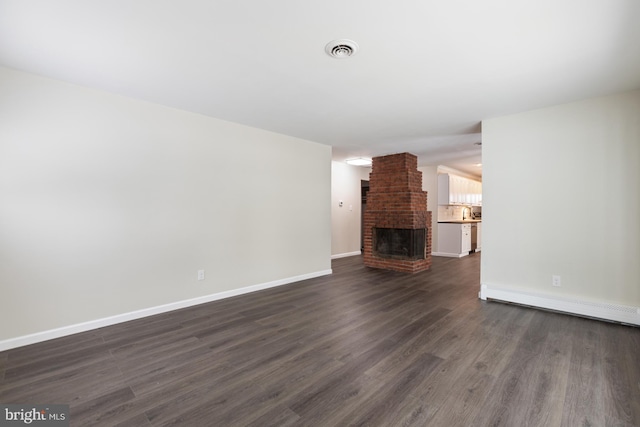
[479,284,640,326]
[331,251,362,259]
[0,268,333,352]
[432,252,467,258]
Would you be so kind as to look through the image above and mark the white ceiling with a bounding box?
[2,0,640,178]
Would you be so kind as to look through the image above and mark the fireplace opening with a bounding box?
[373,228,426,260]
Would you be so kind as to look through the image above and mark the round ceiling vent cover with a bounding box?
[325,39,359,59]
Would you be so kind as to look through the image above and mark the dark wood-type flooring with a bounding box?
[1,254,639,426]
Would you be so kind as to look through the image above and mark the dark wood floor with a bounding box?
[1,254,639,426]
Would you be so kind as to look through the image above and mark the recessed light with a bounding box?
[345,157,372,166]
[325,39,359,59]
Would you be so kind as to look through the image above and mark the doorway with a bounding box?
[361,180,369,252]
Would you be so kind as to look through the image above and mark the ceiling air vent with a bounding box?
[325,39,359,59]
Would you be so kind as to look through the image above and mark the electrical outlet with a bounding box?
[552,275,561,287]
[197,269,205,281]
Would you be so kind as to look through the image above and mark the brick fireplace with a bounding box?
[363,153,432,273]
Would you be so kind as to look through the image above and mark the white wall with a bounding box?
[331,161,369,257]
[0,67,332,345]
[481,89,640,324]
[418,166,439,252]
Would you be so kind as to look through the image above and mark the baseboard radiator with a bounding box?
[480,284,640,326]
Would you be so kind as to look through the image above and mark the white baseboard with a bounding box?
[479,284,640,326]
[0,268,333,352]
[432,252,467,258]
[331,251,361,259]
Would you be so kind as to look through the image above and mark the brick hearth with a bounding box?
[363,153,432,273]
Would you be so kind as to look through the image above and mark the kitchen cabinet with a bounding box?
[438,173,482,206]
[438,174,461,205]
[437,222,472,257]
[469,180,482,206]
[461,224,471,253]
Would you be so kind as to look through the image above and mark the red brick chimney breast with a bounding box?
[363,153,432,273]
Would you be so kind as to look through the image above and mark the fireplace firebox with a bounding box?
[374,228,426,260]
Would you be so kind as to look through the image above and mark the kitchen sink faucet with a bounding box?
[462,207,471,220]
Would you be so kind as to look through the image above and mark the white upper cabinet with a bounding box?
[469,179,482,206]
[438,173,482,206]
[438,174,453,204]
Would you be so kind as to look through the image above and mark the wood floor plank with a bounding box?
[315,304,441,364]
[0,353,6,382]
[145,379,258,426]
[286,339,399,418]
[600,320,640,425]
[1,347,114,396]
[70,387,137,425]
[335,352,444,426]
[129,355,232,398]
[363,307,453,380]
[469,324,522,378]
[229,356,345,426]
[1,253,638,426]
[475,311,574,427]
[243,405,301,427]
[423,368,496,426]
[472,346,541,426]
[116,344,219,395]
[560,317,607,427]
[520,317,573,426]
[2,331,105,371]
[1,356,127,406]
[113,413,153,427]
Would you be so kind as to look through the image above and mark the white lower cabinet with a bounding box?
[461,224,471,253]
[437,223,472,257]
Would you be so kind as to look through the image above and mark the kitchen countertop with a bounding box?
[437,220,482,224]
